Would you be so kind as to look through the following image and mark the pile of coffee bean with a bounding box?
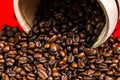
[29,0,106,47]
[0,0,120,80]
[0,26,120,80]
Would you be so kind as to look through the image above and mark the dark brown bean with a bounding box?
[27,73,35,80]
[18,57,28,64]
[23,64,33,72]
[0,42,4,48]
[50,43,58,52]
[3,45,10,52]
[49,35,57,43]
[68,53,74,63]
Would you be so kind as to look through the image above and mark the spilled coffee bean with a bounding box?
[0,0,120,80]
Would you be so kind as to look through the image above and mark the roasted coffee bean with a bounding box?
[95,56,104,64]
[49,59,56,66]
[28,50,34,55]
[49,35,57,43]
[0,54,3,59]
[0,42,4,48]
[18,57,28,64]
[79,31,87,39]
[3,45,10,52]
[44,43,50,48]
[7,51,17,57]
[71,61,78,68]
[6,58,15,66]
[73,47,79,54]
[52,67,61,77]
[15,74,22,79]
[23,63,33,72]
[37,69,48,79]
[27,55,34,63]
[20,70,26,76]
[0,0,119,79]
[61,74,68,80]
[76,52,85,58]
[66,38,73,45]
[60,50,66,57]
[7,30,14,37]
[34,53,42,58]
[8,71,16,77]
[0,65,4,71]
[66,46,72,52]
[39,57,47,63]
[28,42,36,49]
[50,43,58,52]
[35,41,41,47]
[2,73,9,80]
[27,73,35,80]
[0,59,5,63]
[68,53,74,63]
[78,61,85,69]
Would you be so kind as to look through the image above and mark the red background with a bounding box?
[0,0,120,37]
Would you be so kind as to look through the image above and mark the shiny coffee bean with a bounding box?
[3,45,10,52]
[18,57,28,64]
[68,53,74,63]
[23,63,33,72]
[50,43,58,52]
[0,42,4,48]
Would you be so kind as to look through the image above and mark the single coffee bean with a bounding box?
[27,55,34,63]
[37,69,48,79]
[79,31,87,39]
[0,42,4,48]
[6,58,15,66]
[2,73,9,80]
[87,69,95,75]
[71,61,78,68]
[3,45,10,52]
[27,73,35,80]
[39,57,47,63]
[7,51,17,58]
[0,59,5,63]
[78,61,85,69]
[7,31,14,37]
[76,52,85,58]
[66,38,73,45]
[48,59,56,66]
[44,43,50,48]
[50,43,58,52]
[66,46,72,52]
[73,47,79,54]
[35,41,41,48]
[61,74,68,80]
[0,54,3,59]
[68,53,74,63]
[60,50,66,57]
[18,57,28,64]
[23,63,33,72]
[8,71,16,77]
[49,35,57,43]
[28,42,36,49]
[52,67,61,77]
[93,71,101,77]
[0,65,4,72]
